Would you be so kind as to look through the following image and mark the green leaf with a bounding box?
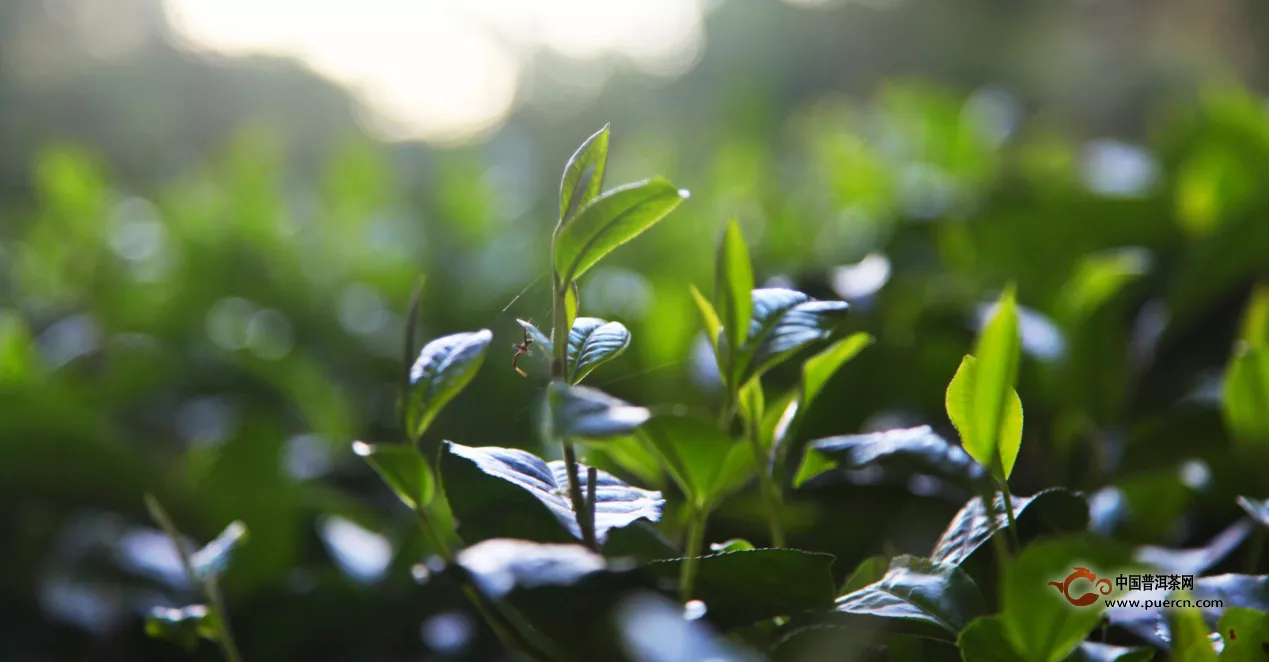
[352,441,434,510]
[584,433,666,491]
[406,330,493,439]
[689,284,723,355]
[646,548,836,628]
[1067,642,1157,662]
[442,441,663,545]
[559,124,610,224]
[553,178,687,283]
[1239,283,1269,349]
[566,280,580,332]
[567,317,631,385]
[191,520,248,582]
[946,354,1024,481]
[736,288,851,385]
[840,555,890,595]
[801,332,874,406]
[1057,247,1153,323]
[957,617,1025,662]
[792,448,837,488]
[1237,496,1269,528]
[1168,595,1220,662]
[637,413,753,509]
[806,425,989,492]
[999,537,1135,662]
[1218,607,1269,661]
[715,219,754,375]
[544,381,651,441]
[931,489,1089,567]
[710,538,755,553]
[738,379,764,438]
[145,605,219,651]
[515,318,554,355]
[1223,344,1269,445]
[835,555,986,639]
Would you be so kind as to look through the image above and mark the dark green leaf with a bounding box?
[553,178,687,282]
[1237,496,1269,528]
[807,425,989,492]
[1000,537,1135,662]
[715,219,754,375]
[603,520,680,562]
[559,124,609,223]
[736,289,850,385]
[567,317,631,384]
[1168,595,1220,662]
[1218,607,1269,661]
[646,548,836,628]
[543,381,650,441]
[352,441,434,510]
[406,330,492,439]
[145,605,219,651]
[946,354,1024,481]
[958,617,1025,662]
[1224,344,1269,444]
[931,489,1089,567]
[1066,642,1157,662]
[191,520,248,582]
[836,555,986,638]
[442,441,664,545]
[637,413,753,509]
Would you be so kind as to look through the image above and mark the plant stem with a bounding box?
[550,269,596,551]
[679,508,707,602]
[144,495,243,662]
[746,419,785,548]
[1001,483,1020,553]
[561,440,597,550]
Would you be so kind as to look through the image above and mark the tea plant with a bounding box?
[144,127,1269,661]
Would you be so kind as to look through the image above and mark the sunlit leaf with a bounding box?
[735,288,850,385]
[715,219,753,379]
[775,333,874,482]
[931,489,1089,567]
[544,381,650,441]
[1238,283,1269,349]
[352,441,434,510]
[455,538,611,599]
[1237,496,1269,529]
[1057,248,1153,323]
[190,520,248,582]
[553,178,687,283]
[647,548,836,628]
[406,330,493,439]
[145,605,219,651]
[559,124,609,224]
[637,413,752,509]
[835,555,986,639]
[1218,606,1269,661]
[515,318,554,356]
[615,593,763,662]
[840,555,889,595]
[946,354,1024,481]
[1168,595,1220,662]
[806,425,989,491]
[792,448,837,488]
[709,538,755,553]
[689,284,723,355]
[738,379,764,437]
[1223,343,1269,445]
[801,332,873,407]
[567,317,631,385]
[957,617,1024,662]
[443,441,663,545]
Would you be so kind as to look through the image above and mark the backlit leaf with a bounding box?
[406,330,492,439]
[553,178,687,283]
[559,124,609,224]
[567,317,631,385]
[543,381,650,441]
[352,441,434,510]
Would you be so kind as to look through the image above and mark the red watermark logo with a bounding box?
[1047,567,1113,607]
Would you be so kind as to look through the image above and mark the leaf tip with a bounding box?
[352,440,372,457]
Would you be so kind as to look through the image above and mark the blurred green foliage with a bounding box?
[5,32,1269,656]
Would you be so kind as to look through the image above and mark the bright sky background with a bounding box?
[163,0,711,144]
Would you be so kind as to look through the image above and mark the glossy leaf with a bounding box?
[1000,537,1135,662]
[840,555,889,595]
[1237,495,1269,528]
[559,124,609,223]
[835,555,986,638]
[567,317,631,384]
[544,381,650,441]
[145,605,219,651]
[709,538,755,553]
[1223,344,1269,444]
[515,318,554,355]
[776,332,874,481]
[807,425,988,491]
[352,441,434,510]
[715,219,753,374]
[1168,595,1220,661]
[1134,519,1254,575]
[615,593,763,662]
[646,548,836,628]
[1218,607,1269,661]
[443,441,664,545]
[406,330,493,439]
[931,489,1089,566]
[637,413,753,509]
[455,538,611,599]
[191,521,248,582]
[736,288,850,385]
[946,354,1024,481]
[553,178,687,282]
